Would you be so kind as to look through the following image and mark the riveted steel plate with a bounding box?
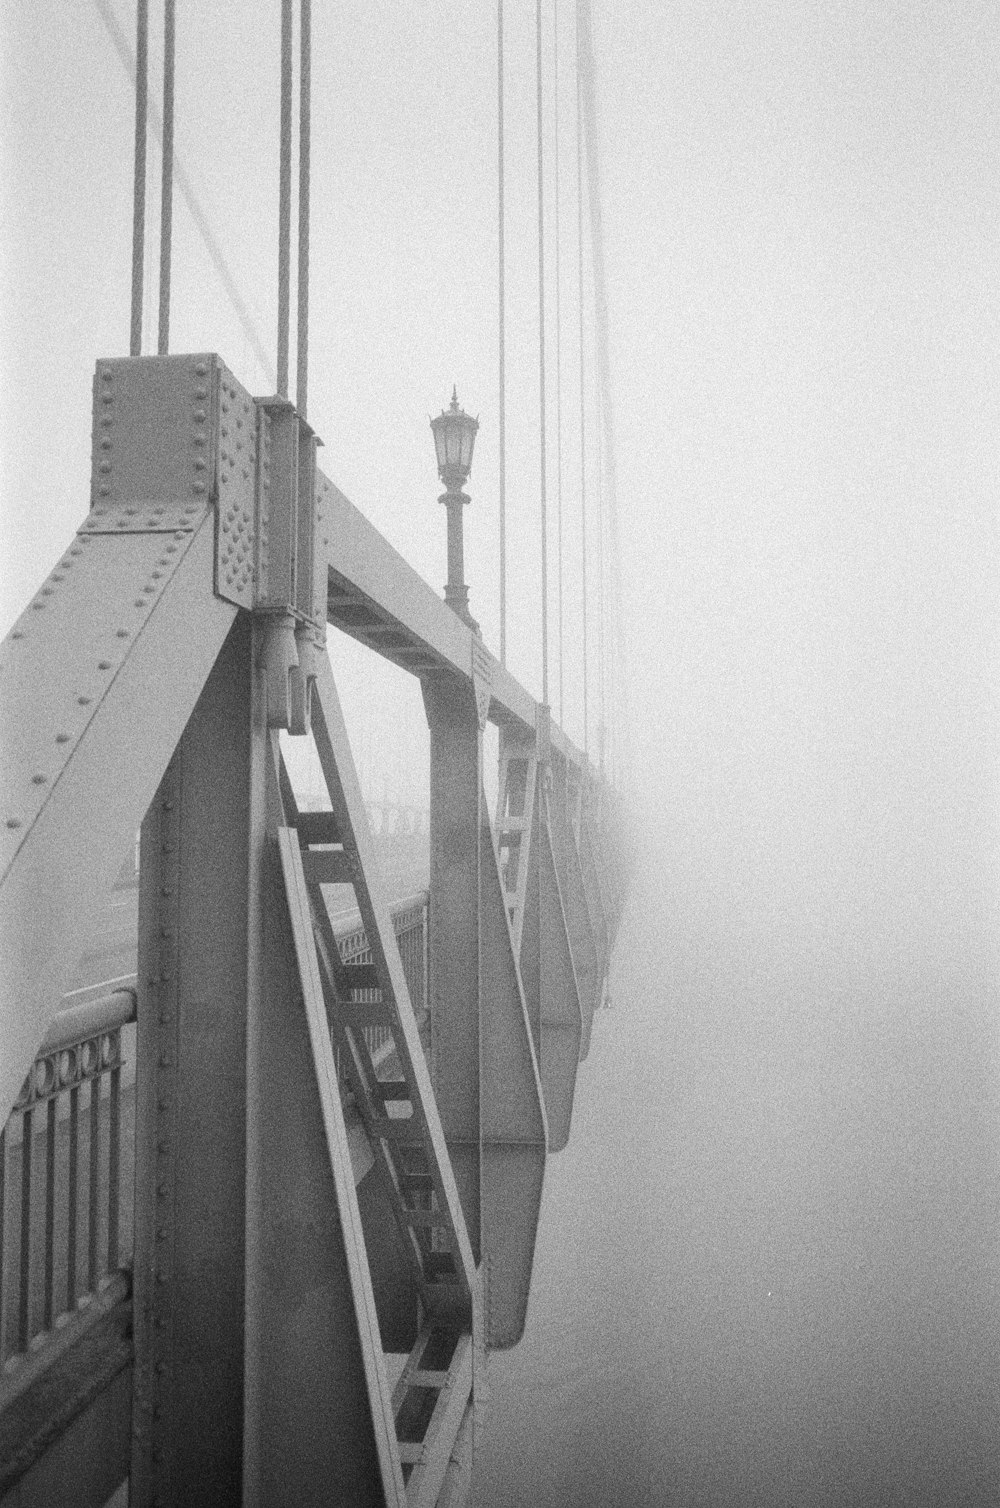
[89,354,220,514]
[215,362,258,608]
[0,524,202,881]
[472,639,494,731]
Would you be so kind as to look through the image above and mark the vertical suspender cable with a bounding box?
[575,1,588,761]
[156,0,175,355]
[129,0,148,356]
[597,386,605,776]
[578,0,624,784]
[498,0,507,668]
[296,0,311,418]
[536,0,549,708]
[277,0,293,397]
[554,0,564,730]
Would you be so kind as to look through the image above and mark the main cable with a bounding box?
[498,0,507,668]
[536,0,548,708]
[156,0,175,355]
[578,0,625,785]
[297,0,312,418]
[575,0,587,761]
[554,0,564,730]
[277,0,293,397]
[129,0,148,356]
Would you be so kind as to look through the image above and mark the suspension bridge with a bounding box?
[0,3,629,1503]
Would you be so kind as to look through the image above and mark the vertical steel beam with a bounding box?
[422,674,483,1263]
[132,615,254,1506]
[549,755,601,1060]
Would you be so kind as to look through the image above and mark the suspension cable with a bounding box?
[498,0,507,668]
[94,0,276,385]
[296,0,312,418]
[129,0,148,357]
[536,0,548,708]
[596,381,605,777]
[554,0,564,730]
[156,0,175,355]
[575,1,587,761]
[277,0,293,397]
[578,0,624,783]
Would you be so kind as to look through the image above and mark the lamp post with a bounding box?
[430,387,480,634]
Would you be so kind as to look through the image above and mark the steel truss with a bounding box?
[0,354,628,1506]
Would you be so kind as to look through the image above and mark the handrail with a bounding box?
[40,990,137,1056]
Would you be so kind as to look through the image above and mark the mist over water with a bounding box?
[474,500,999,1504]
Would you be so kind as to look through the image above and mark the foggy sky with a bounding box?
[3,2,999,1505]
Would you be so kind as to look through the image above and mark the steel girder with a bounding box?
[423,673,548,1350]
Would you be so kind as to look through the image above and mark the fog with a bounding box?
[3,2,999,1504]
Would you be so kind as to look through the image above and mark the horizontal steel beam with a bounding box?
[321,477,588,769]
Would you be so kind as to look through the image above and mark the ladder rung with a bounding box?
[295,811,343,846]
[343,962,381,992]
[423,1252,456,1279]
[398,1442,423,1466]
[302,848,354,885]
[376,1081,411,1102]
[398,1171,434,1190]
[409,1368,450,1389]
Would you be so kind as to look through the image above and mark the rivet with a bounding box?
[98,660,111,670]
[193,436,206,447]
[194,386,207,399]
[192,483,205,494]
[56,733,71,743]
[221,425,229,438]
[41,587,53,596]
[193,458,206,471]
[31,774,47,785]
[6,818,22,829]
[153,505,165,515]
[99,462,111,474]
[151,570,162,580]
[77,696,91,706]
[195,360,208,375]
[100,438,112,450]
[70,546,83,556]
[99,486,111,497]
[116,628,129,638]
[100,415,112,427]
[101,394,113,405]
[135,600,146,609]
[192,409,206,423]
[125,506,137,516]
[143,585,155,595]
[51,572,64,582]
[31,602,45,611]
[101,370,113,382]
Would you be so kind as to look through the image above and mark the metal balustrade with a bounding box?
[0,890,430,1385]
[0,989,134,1378]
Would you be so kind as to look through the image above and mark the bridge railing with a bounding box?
[0,889,429,1384]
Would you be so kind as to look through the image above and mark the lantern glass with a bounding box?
[431,389,479,485]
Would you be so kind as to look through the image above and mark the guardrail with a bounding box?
[0,890,429,1383]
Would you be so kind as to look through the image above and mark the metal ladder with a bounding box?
[274,656,478,1505]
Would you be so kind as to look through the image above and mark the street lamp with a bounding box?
[430,387,479,633]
